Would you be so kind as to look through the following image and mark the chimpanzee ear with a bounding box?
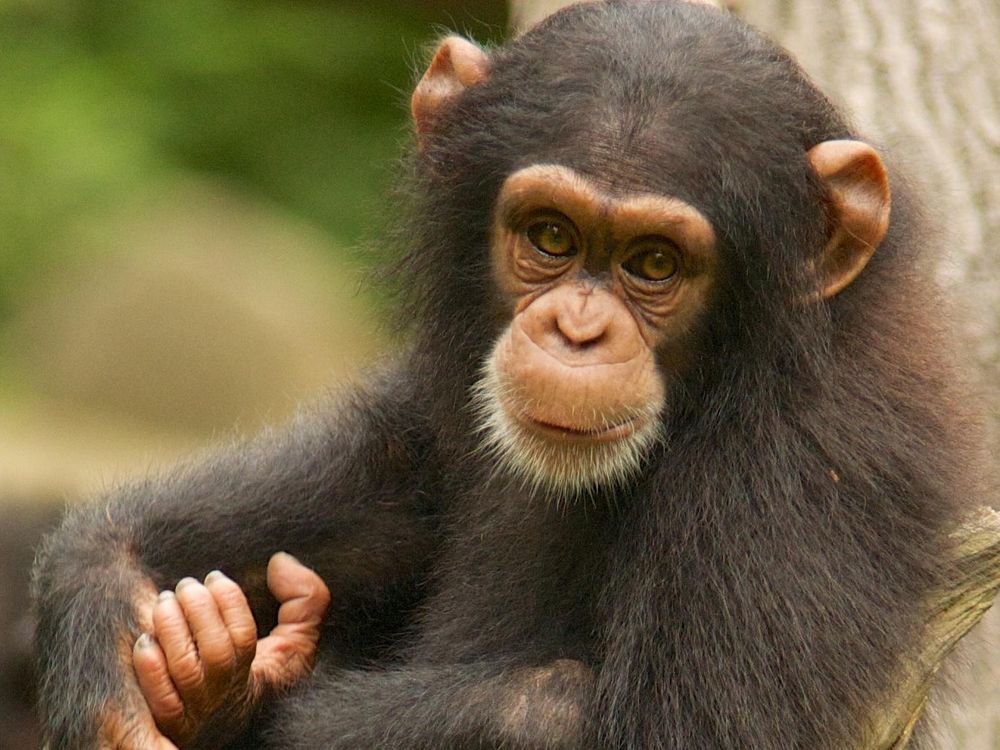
[806,140,891,299]
[412,36,491,145]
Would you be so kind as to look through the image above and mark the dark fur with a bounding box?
[1,503,59,749]
[33,2,981,748]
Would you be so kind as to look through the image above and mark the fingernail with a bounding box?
[175,577,198,591]
[275,551,300,564]
[135,633,153,649]
[158,589,175,602]
[205,569,227,585]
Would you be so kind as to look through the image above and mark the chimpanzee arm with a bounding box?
[31,366,441,749]
[267,660,594,750]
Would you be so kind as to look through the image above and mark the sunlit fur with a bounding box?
[470,343,663,500]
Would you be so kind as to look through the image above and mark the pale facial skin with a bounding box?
[473,164,719,496]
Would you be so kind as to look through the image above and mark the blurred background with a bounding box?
[1,0,509,498]
[0,1,505,745]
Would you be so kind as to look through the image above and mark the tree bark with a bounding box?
[507,2,1000,747]
[866,508,1000,749]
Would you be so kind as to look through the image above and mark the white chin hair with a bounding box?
[470,360,662,500]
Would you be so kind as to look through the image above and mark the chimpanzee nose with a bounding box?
[521,284,641,365]
[552,291,610,350]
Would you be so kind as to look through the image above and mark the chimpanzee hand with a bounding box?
[123,552,330,748]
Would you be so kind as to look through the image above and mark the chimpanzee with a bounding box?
[32,1,983,748]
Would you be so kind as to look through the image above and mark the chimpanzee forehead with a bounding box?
[492,92,762,226]
[477,2,846,220]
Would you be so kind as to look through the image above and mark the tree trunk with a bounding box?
[508,2,1000,747]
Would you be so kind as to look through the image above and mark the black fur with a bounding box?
[33,2,981,748]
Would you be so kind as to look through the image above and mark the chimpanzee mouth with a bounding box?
[470,357,662,497]
[520,415,637,442]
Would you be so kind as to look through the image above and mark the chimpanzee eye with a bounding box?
[526,220,577,257]
[622,241,680,282]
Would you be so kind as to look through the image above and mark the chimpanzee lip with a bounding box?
[520,414,636,442]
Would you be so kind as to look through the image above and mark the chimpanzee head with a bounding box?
[404,0,890,496]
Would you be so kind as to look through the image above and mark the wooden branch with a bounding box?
[865,506,1000,749]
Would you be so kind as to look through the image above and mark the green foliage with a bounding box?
[0,0,506,319]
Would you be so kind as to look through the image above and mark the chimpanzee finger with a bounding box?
[152,589,205,700]
[204,570,257,666]
[174,577,237,680]
[133,633,186,733]
[247,553,330,689]
[266,552,331,632]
